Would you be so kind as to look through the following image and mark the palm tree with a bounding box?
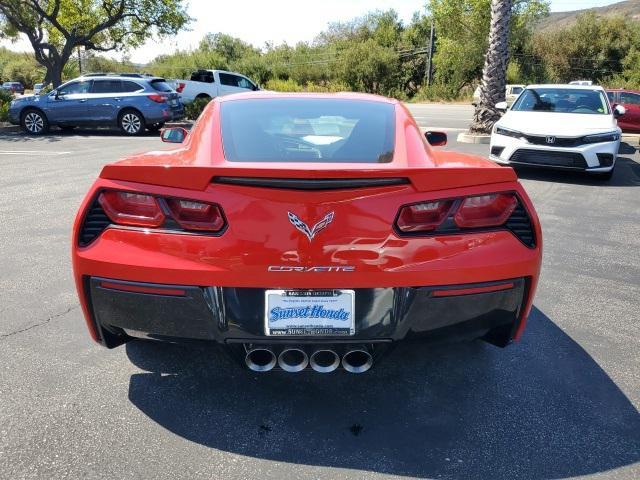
[469,0,513,134]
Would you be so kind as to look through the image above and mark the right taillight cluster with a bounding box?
[88,189,226,239]
[396,192,527,241]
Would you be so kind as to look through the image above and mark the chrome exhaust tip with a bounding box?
[245,347,277,372]
[342,347,373,373]
[309,349,340,373]
[278,348,309,373]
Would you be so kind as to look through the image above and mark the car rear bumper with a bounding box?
[84,276,530,348]
[490,133,619,172]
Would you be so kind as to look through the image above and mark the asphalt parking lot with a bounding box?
[0,104,639,479]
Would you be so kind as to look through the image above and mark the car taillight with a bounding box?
[395,192,519,234]
[166,198,225,232]
[454,193,517,228]
[148,94,167,103]
[396,200,454,232]
[176,82,185,93]
[98,191,165,227]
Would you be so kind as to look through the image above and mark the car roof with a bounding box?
[606,87,640,94]
[76,75,164,82]
[526,84,605,91]
[216,91,398,104]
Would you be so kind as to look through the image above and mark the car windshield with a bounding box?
[220,98,395,163]
[511,88,610,115]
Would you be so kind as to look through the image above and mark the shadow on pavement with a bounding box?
[515,156,640,187]
[0,127,159,143]
[125,307,640,479]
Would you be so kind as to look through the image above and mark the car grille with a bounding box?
[506,202,535,247]
[79,200,110,246]
[523,135,584,147]
[509,149,587,169]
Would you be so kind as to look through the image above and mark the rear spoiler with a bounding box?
[100,162,517,192]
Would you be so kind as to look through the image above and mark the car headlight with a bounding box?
[582,132,620,144]
[10,100,16,108]
[494,126,522,139]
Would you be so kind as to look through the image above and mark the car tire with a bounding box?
[21,109,49,135]
[147,122,165,132]
[118,109,145,136]
[195,94,211,101]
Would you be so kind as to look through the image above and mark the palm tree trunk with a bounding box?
[469,0,513,134]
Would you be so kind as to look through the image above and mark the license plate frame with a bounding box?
[264,289,355,336]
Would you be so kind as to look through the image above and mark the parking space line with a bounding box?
[0,150,71,156]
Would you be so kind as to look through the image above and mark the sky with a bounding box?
[0,0,628,64]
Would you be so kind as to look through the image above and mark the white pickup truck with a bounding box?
[172,69,260,103]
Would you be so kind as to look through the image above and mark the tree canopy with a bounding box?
[0,0,190,86]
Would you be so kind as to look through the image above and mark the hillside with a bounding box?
[537,0,640,30]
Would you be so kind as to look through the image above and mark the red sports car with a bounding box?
[72,93,542,373]
[606,88,640,133]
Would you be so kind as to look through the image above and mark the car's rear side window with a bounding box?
[220,98,395,163]
[149,79,173,92]
[91,80,121,94]
[121,81,144,92]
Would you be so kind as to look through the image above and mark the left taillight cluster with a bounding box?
[395,192,524,237]
[79,190,226,245]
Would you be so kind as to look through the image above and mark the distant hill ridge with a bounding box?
[538,0,640,31]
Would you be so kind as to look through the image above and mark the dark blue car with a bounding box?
[8,75,184,135]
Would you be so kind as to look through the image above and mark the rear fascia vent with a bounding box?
[213,177,410,190]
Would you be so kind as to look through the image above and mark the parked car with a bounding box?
[606,88,640,133]
[2,81,25,95]
[472,84,524,107]
[33,83,45,95]
[490,84,624,180]
[171,69,259,103]
[8,75,184,135]
[71,92,542,373]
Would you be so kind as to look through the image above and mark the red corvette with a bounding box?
[72,92,542,373]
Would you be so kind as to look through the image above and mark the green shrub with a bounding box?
[184,97,211,120]
[264,78,304,92]
[0,88,13,122]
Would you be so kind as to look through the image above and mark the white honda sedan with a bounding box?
[490,84,625,180]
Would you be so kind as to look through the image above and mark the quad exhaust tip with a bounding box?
[245,347,277,372]
[309,349,340,373]
[342,347,373,374]
[278,348,309,373]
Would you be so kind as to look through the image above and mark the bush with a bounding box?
[184,97,211,120]
[264,78,305,92]
[0,88,13,122]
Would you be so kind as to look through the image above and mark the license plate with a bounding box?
[265,289,355,336]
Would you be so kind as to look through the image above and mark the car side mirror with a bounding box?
[495,101,508,110]
[160,127,188,143]
[613,104,626,118]
[425,131,447,146]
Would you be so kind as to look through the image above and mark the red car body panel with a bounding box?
[72,92,542,353]
[607,88,640,133]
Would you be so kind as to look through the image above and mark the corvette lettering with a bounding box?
[268,265,356,272]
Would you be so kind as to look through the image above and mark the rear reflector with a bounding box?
[99,281,186,297]
[98,191,165,227]
[166,198,225,232]
[432,282,514,297]
[396,200,454,232]
[454,193,517,228]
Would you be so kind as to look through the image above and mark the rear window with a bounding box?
[149,79,173,92]
[220,98,395,163]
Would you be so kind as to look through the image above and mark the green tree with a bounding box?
[532,12,640,85]
[0,0,190,87]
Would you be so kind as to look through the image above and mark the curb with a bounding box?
[457,132,491,144]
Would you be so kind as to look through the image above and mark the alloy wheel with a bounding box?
[121,113,141,134]
[24,112,44,134]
